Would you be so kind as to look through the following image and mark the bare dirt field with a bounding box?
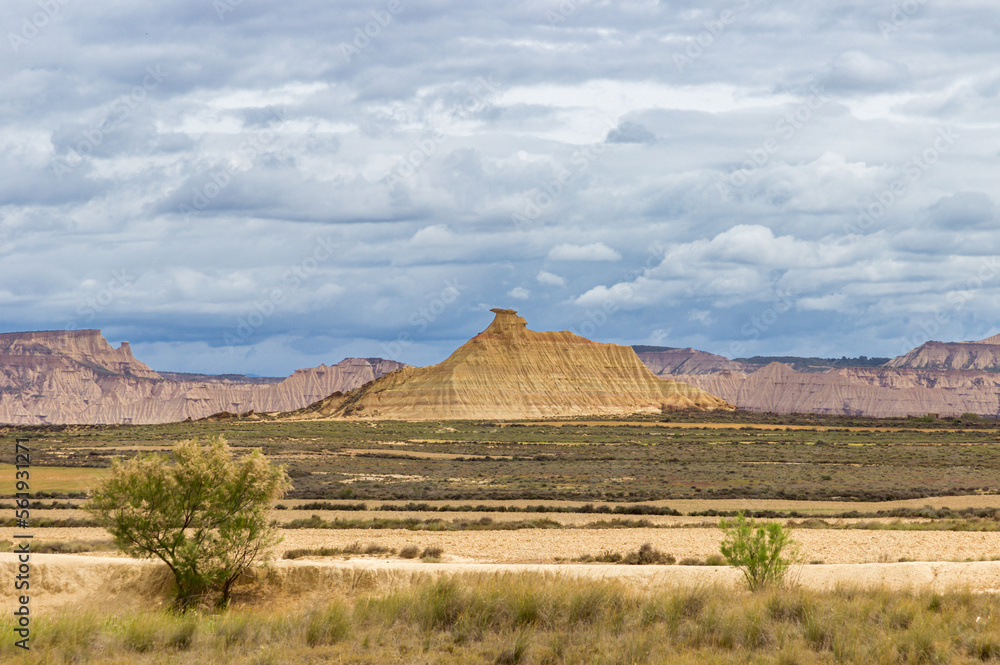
[4,553,1000,614]
[274,528,1000,565]
[6,525,1000,565]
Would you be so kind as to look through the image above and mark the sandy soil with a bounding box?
[4,554,1000,613]
[271,528,1000,565]
[6,526,1000,565]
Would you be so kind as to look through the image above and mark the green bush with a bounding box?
[86,436,291,609]
[719,512,799,591]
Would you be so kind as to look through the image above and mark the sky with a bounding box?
[2,0,999,376]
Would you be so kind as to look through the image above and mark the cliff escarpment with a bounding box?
[646,333,1000,418]
[0,330,404,424]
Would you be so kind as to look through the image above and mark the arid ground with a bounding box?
[3,413,1000,663]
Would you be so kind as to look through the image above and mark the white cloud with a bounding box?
[548,243,622,262]
[3,0,1000,372]
[536,270,565,286]
[574,282,637,308]
[688,310,714,326]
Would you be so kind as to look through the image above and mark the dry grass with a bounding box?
[0,464,107,494]
[0,539,115,554]
[3,573,999,664]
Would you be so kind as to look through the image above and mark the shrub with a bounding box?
[421,546,444,560]
[719,512,799,591]
[399,545,420,559]
[621,543,675,565]
[86,436,291,609]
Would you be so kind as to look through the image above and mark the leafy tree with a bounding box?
[718,512,799,591]
[86,436,291,609]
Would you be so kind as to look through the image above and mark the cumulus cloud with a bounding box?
[818,51,912,94]
[2,1,999,372]
[536,270,565,286]
[606,121,657,144]
[548,243,622,262]
[926,192,995,230]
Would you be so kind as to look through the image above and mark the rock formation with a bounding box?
[633,346,742,375]
[292,309,732,420]
[646,332,1000,418]
[667,363,1000,417]
[886,334,1000,371]
[0,330,404,425]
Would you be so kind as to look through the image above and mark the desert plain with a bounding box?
[4,413,1000,663]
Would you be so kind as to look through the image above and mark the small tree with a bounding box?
[718,512,799,591]
[86,436,291,609]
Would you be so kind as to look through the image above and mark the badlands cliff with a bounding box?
[0,330,403,425]
[293,309,732,420]
[633,346,741,375]
[886,335,1000,371]
[646,334,1000,418]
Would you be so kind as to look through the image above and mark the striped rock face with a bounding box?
[0,329,405,425]
[653,333,1000,418]
[295,309,732,420]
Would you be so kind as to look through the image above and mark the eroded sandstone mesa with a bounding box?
[633,346,741,375]
[653,332,1000,418]
[0,329,405,425]
[292,308,733,420]
[886,334,1000,371]
[0,329,162,381]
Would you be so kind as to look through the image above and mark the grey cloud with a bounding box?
[606,121,657,144]
[4,0,1000,372]
[818,51,912,94]
[926,192,995,230]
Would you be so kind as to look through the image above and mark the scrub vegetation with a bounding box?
[3,575,999,665]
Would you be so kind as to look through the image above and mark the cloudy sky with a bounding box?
[2,0,999,376]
